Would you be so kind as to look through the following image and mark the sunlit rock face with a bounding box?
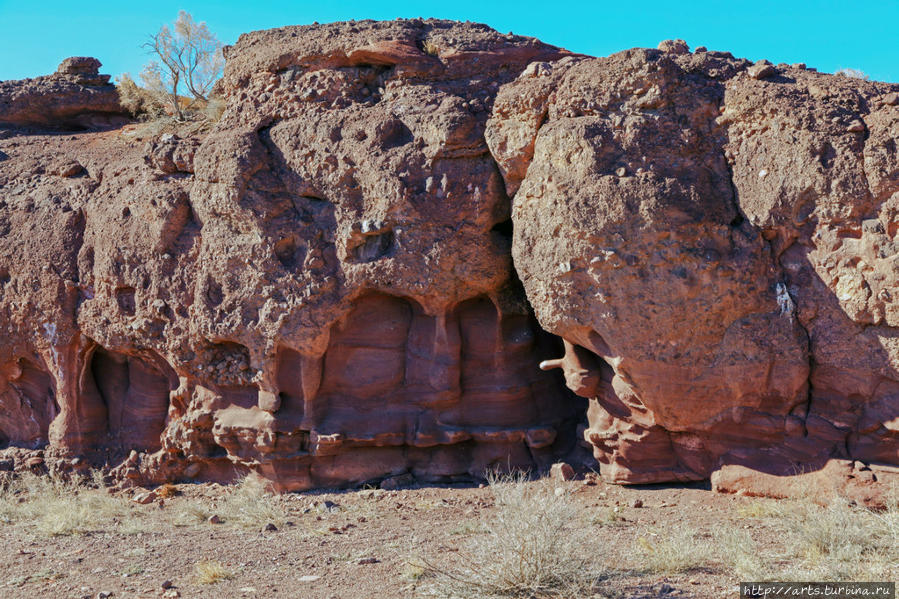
[0,23,896,497]
[0,20,582,490]
[490,46,898,484]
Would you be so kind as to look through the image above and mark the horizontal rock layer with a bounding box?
[0,20,896,495]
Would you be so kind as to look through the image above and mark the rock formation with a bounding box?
[0,21,896,496]
[0,57,128,128]
[490,42,899,491]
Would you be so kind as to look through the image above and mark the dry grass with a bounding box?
[0,472,144,536]
[716,492,899,582]
[423,471,601,598]
[170,473,286,529]
[632,527,714,574]
[194,560,233,585]
[421,38,440,57]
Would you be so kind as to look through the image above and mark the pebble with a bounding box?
[264,523,278,532]
[161,580,174,589]
[847,120,866,133]
[883,92,899,106]
[207,514,222,524]
[358,557,380,564]
[298,575,321,582]
[632,499,644,508]
[550,462,575,482]
[554,487,566,497]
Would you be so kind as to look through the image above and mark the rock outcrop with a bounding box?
[491,42,899,488]
[0,57,127,128]
[0,23,896,497]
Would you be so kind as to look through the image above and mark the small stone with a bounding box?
[161,580,174,589]
[358,557,379,564]
[554,487,566,497]
[24,456,44,469]
[97,593,113,599]
[659,582,675,594]
[207,514,222,524]
[264,523,278,532]
[615,167,627,177]
[847,120,866,133]
[299,575,320,582]
[657,39,689,54]
[162,590,180,599]
[883,92,899,106]
[550,462,576,482]
[748,61,776,80]
[632,498,644,508]
[0,459,13,472]
[131,490,157,505]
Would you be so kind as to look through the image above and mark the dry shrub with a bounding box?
[423,471,601,598]
[115,74,168,118]
[0,471,144,536]
[194,560,233,584]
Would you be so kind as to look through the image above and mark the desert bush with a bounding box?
[143,11,224,120]
[835,67,870,80]
[423,471,601,598]
[115,73,167,118]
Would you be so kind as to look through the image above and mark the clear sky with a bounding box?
[1,0,897,83]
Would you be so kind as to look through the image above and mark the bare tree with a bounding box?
[141,11,224,120]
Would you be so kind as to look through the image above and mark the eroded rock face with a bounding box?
[0,22,896,496]
[492,45,899,484]
[0,57,127,128]
[0,20,582,490]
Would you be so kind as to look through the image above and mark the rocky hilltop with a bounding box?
[0,19,896,498]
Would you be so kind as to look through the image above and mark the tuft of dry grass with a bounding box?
[194,560,233,585]
[421,39,440,57]
[423,471,601,598]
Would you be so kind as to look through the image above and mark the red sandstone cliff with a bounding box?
[0,20,896,498]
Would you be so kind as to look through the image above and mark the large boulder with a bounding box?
[491,47,899,483]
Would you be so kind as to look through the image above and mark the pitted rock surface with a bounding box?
[0,20,896,496]
[492,46,899,485]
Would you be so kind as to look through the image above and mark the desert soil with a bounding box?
[0,477,788,599]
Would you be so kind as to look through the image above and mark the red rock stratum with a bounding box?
[0,20,896,499]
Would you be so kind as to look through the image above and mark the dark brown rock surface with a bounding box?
[0,20,896,496]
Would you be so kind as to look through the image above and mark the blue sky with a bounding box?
[1,0,897,83]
